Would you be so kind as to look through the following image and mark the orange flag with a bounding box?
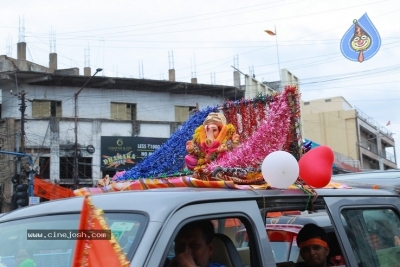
[73,195,130,267]
[265,30,276,36]
[34,177,74,200]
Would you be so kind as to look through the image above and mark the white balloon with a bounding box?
[261,151,299,188]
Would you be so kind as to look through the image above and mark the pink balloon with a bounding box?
[298,146,334,188]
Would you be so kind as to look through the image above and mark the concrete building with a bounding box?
[231,68,296,100]
[242,75,275,99]
[232,68,275,99]
[263,69,299,93]
[0,42,244,212]
[302,96,397,171]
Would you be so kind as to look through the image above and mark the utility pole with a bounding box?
[73,68,102,189]
[11,89,27,152]
[11,89,27,170]
[19,90,26,153]
[9,90,32,210]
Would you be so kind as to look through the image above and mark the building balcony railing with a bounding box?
[333,151,361,169]
[355,107,393,138]
[359,139,378,154]
[359,139,396,163]
[382,150,396,163]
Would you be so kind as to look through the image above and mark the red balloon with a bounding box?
[298,146,334,188]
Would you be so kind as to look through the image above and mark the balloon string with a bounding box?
[294,184,313,211]
[305,193,312,211]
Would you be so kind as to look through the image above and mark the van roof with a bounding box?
[0,187,396,223]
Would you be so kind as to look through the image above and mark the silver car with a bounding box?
[1,187,400,267]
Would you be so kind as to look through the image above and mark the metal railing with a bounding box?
[359,139,378,154]
[333,151,361,169]
[359,138,396,163]
[382,150,395,162]
[355,107,393,137]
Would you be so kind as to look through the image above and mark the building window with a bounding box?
[175,106,196,122]
[60,157,73,179]
[50,101,61,117]
[60,157,92,179]
[32,100,62,118]
[304,102,310,105]
[111,102,136,120]
[325,99,331,103]
[38,157,50,179]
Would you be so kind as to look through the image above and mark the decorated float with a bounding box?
[74,85,348,197]
[28,85,351,267]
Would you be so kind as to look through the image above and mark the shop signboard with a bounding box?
[101,136,167,171]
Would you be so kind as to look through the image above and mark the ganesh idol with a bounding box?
[184,112,239,171]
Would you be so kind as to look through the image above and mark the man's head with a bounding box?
[297,224,330,267]
[174,220,215,267]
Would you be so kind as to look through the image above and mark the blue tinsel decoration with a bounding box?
[116,106,218,181]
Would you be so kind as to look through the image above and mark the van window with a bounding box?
[0,213,146,267]
[214,218,251,267]
[341,208,400,267]
[165,217,253,267]
[260,210,345,265]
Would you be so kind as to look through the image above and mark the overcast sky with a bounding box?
[1,0,399,166]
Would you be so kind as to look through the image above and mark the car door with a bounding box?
[325,196,400,267]
[144,200,277,267]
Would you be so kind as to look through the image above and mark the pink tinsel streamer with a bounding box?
[207,86,297,170]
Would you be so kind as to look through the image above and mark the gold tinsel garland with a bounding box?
[81,195,130,267]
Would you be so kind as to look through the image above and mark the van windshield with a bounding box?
[0,213,146,267]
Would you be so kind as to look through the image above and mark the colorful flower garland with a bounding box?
[207,85,301,171]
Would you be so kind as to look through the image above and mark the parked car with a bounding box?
[1,185,400,266]
[332,169,400,193]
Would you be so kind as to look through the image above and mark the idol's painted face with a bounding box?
[351,34,371,51]
[205,124,220,140]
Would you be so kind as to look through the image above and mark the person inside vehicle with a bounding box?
[296,224,332,267]
[368,219,400,250]
[167,220,226,267]
[15,248,36,267]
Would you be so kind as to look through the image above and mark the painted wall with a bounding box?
[302,96,353,114]
[2,84,222,121]
[302,105,358,160]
